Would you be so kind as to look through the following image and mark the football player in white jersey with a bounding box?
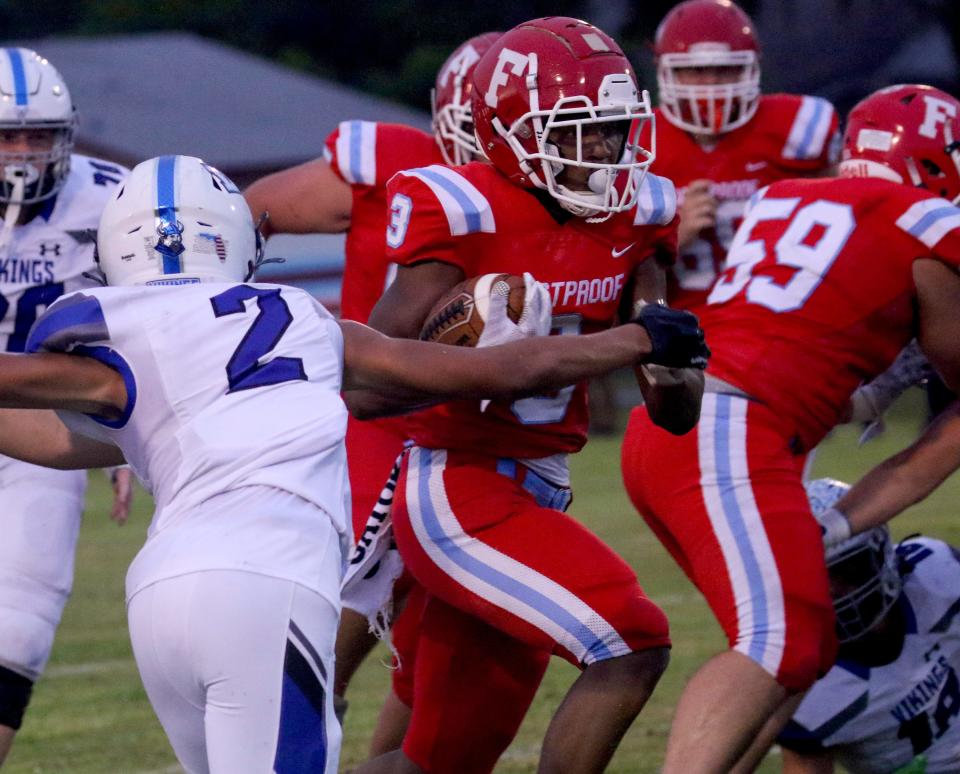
[0,154,707,773]
[0,47,131,764]
[768,479,960,774]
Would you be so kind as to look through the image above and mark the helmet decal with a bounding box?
[840,84,960,204]
[154,155,185,274]
[919,94,958,139]
[483,48,530,109]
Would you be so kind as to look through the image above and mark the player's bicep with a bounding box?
[243,158,352,237]
[915,258,960,392]
[0,408,123,469]
[0,352,126,417]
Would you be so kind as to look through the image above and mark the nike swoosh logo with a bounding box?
[745,161,768,172]
[612,243,636,258]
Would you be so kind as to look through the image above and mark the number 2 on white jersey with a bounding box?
[707,197,855,312]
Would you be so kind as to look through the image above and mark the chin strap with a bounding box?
[0,176,24,257]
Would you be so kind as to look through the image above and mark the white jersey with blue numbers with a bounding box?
[782,537,960,773]
[27,282,351,599]
[0,155,124,351]
[0,154,125,472]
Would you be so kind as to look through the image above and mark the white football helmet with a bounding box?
[97,155,259,286]
[0,48,76,205]
[806,478,902,643]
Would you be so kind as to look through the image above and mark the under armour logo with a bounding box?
[38,242,61,257]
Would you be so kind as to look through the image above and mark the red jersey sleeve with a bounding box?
[324,121,437,189]
[891,193,960,269]
[384,165,487,274]
[631,172,679,267]
[772,93,841,173]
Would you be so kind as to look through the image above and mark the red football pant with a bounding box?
[345,415,407,538]
[622,394,836,692]
[394,447,670,772]
[345,416,424,706]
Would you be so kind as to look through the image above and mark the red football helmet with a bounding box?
[655,0,761,136]
[840,84,960,204]
[471,17,655,218]
[432,32,503,166]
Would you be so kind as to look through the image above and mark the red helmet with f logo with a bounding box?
[840,84,960,204]
[471,17,655,219]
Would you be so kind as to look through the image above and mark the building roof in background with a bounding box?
[8,32,430,173]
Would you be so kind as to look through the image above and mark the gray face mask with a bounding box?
[0,125,74,205]
[827,527,902,643]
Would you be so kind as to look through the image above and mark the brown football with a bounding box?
[419,273,526,347]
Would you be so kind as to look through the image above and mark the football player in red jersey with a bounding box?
[636,0,840,311]
[244,33,501,755]
[351,18,707,774]
[622,83,960,773]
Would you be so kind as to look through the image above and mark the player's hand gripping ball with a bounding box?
[419,272,551,348]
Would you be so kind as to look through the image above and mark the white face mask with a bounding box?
[657,50,760,136]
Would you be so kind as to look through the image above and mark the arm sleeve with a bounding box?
[26,292,137,429]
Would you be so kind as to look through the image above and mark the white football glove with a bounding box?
[849,340,932,444]
[819,506,852,548]
[477,273,551,412]
[476,272,552,349]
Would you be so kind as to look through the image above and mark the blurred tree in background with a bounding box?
[2,0,956,116]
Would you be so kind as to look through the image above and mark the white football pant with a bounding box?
[128,569,341,774]
[0,460,85,679]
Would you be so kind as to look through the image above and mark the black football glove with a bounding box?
[632,303,711,370]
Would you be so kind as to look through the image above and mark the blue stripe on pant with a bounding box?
[273,636,328,773]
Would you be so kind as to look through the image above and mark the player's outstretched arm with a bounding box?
[243,157,352,238]
[0,352,126,417]
[835,400,960,537]
[915,258,960,393]
[341,320,669,418]
[0,408,124,469]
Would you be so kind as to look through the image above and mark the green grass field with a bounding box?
[8,390,959,773]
